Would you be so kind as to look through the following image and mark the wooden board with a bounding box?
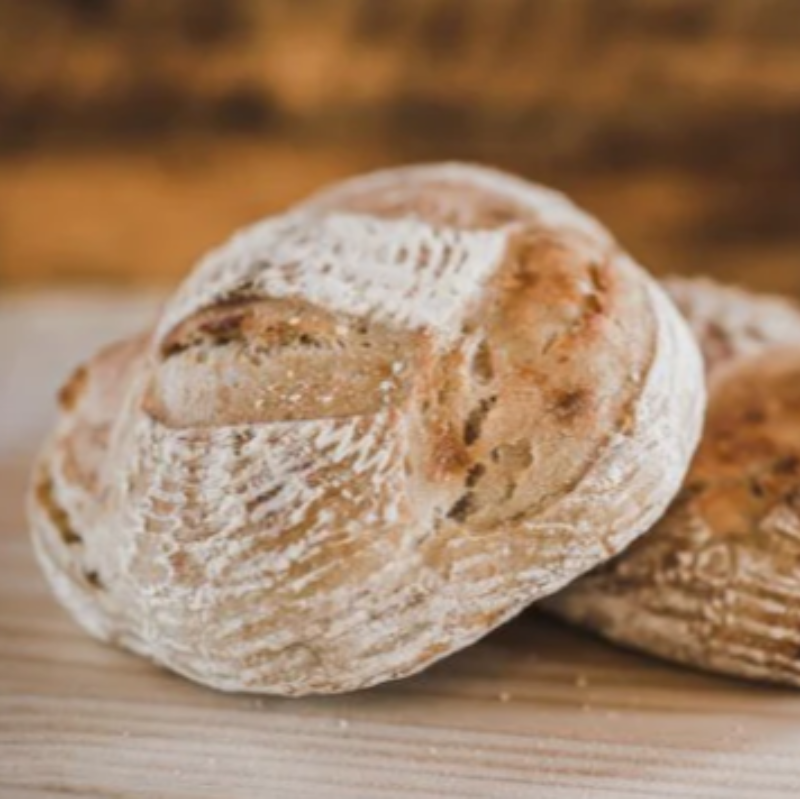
[2,295,800,799]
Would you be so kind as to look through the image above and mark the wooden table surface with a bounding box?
[2,295,800,799]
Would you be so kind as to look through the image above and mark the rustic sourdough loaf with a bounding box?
[29,164,704,695]
[549,277,800,686]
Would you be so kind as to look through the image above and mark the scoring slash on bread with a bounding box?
[29,163,705,695]
[549,277,800,687]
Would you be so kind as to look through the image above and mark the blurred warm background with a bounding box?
[0,0,798,294]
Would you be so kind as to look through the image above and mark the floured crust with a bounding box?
[550,277,800,686]
[663,276,800,376]
[29,163,705,695]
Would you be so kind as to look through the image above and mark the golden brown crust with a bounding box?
[147,297,415,427]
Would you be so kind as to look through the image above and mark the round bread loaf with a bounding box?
[29,163,704,695]
[549,277,800,686]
